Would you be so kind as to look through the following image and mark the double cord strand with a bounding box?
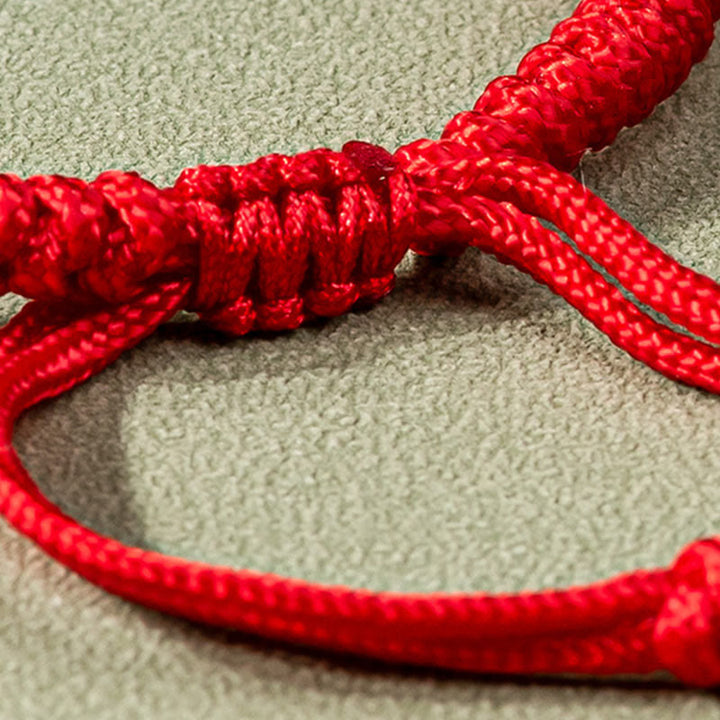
[1,0,720,686]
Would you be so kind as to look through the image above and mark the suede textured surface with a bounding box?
[2,0,720,717]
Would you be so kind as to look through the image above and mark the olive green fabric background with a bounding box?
[1,0,720,717]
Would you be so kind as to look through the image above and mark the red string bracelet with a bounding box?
[2,0,720,688]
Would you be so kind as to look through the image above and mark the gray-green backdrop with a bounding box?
[1,0,720,717]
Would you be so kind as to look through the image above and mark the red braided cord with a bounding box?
[2,0,720,687]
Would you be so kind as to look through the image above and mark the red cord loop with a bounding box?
[1,0,720,687]
[654,538,720,686]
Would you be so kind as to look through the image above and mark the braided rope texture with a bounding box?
[1,0,720,687]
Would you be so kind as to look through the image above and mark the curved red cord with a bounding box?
[2,0,720,687]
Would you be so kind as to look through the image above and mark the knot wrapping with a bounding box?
[176,145,415,334]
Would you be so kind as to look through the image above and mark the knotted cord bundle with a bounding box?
[2,0,720,686]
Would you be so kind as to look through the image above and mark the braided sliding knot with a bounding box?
[0,143,417,335]
[654,537,720,686]
[442,0,718,172]
[176,143,415,334]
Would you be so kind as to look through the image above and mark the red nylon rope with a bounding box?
[2,0,720,687]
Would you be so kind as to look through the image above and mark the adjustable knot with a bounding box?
[440,0,716,172]
[175,144,416,335]
[0,144,417,335]
[654,537,720,686]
